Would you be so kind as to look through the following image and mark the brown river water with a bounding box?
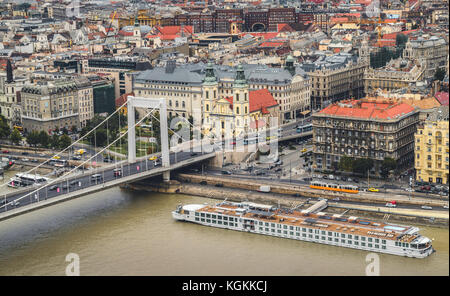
[0,187,448,276]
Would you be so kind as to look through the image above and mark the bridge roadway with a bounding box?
[0,151,215,221]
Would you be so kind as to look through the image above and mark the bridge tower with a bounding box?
[127,96,171,181]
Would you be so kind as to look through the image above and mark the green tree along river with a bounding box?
[0,187,448,276]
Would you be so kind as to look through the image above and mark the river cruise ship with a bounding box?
[172,201,434,258]
[7,173,49,188]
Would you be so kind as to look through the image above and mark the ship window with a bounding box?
[217,215,222,220]
[289,226,294,230]
[259,222,263,226]
[302,228,307,232]
[265,228,269,232]
[296,232,300,237]
[290,231,294,236]
[195,212,199,216]
[368,238,373,242]
[212,220,216,224]
[355,242,359,246]
[218,221,222,225]
[229,223,233,227]
[382,246,386,249]
[201,213,205,217]
[328,232,332,236]
[206,219,211,223]
[348,235,352,239]
[375,239,379,243]
[284,231,288,235]
[361,242,366,247]
[223,216,228,220]
[195,217,199,221]
[341,240,346,244]
[277,230,281,234]
[361,237,366,241]
[206,214,211,218]
[271,229,275,233]
[265,222,269,226]
[259,227,263,231]
[348,241,352,245]
[212,215,216,219]
[341,234,345,238]
[368,243,373,248]
[375,245,379,248]
[321,231,326,235]
[309,234,313,238]
[201,218,205,222]
[354,236,359,240]
[321,236,325,240]
[334,238,339,242]
[271,223,275,227]
[328,238,332,241]
[277,224,282,229]
[382,240,386,244]
[224,222,228,225]
[303,234,307,237]
[308,229,313,233]
[315,235,319,239]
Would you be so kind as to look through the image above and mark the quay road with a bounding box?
[0,150,213,217]
[195,170,449,212]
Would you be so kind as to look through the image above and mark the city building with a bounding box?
[20,80,80,133]
[312,98,420,174]
[414,105,449,184]
[300,53,367,111]
[364,59,426,95]
[403,35,448,80]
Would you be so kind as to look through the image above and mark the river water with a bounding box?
[0,187,448,276]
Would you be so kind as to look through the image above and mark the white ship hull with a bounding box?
[173,204,434,259]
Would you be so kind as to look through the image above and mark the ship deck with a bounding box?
[196,203,419,242]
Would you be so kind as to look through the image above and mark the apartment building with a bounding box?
[414,106,449,184]
[20,80,80,133]
[300,53,367,111]
[312,98,420,173]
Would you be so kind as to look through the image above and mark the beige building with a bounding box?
[414,106,449,184]
[20,80,80,133]
[403,35,448,79]
[364,59,425,95]
[74,77,94,128]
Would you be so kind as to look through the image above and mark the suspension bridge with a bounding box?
[0,97,216,221]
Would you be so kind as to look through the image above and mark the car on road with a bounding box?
[2,150,9,153]
[421,206,433,210]
[22,158,30,162]
[49,185,59,191]
[443,205,449,209]
[113,168,122,177]
[91,174,103,181]
[72,156,82,160]
[149,156,158,161]
[368,188,379,192]
[332,197,340,201]
[221,170,232,175]
[31,158,38,163]
[301,148,307,153]
[21,151,29,155]
[385,202,397,208]
[328,174,335,180]
[190,152,198,157]
[52,156,60,159]
[70,180,79,187]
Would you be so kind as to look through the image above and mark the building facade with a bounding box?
[312,98,420,174]
[20,80,80,133]
[301,53,367,111]
[414,106,449,184]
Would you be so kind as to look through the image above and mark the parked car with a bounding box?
[368,188,379,192]
[328,174,334,180]
[385,202,397,208]
[2,150,9,153]
[21,152,29,155]
[221,170,232,175]
[22,158,30,162]
[49,185,59,191]
[421,206,433,210]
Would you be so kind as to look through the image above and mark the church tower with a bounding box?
[232,65,249,136]
[359,35,370,64]
[202,62,218,130]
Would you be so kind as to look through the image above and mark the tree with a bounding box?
[434,68,446,82]
[59,134,72,149]
[380,157,397,179]
[27,131,41,152]
[338,156,354,172]
[10,129,22,145]
[0,115,11,139]
[352,158,374,176]
[51,134,60,149]
[39,131,51,148]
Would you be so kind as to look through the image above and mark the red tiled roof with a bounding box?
[259,41,287,48]
[244,32,278,40]
[435,92,449,106]
[277,23,294,33]
[156,25,193,35]
[116,92,134,108]
[118,30,134,36]
[249,89,278,113]
[319,98,416,120]
[223,89,278,113]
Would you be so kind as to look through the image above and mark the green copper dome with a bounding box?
[203,62,217,85]
[234,65,247,88]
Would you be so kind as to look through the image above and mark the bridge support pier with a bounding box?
[163,171,170,182]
